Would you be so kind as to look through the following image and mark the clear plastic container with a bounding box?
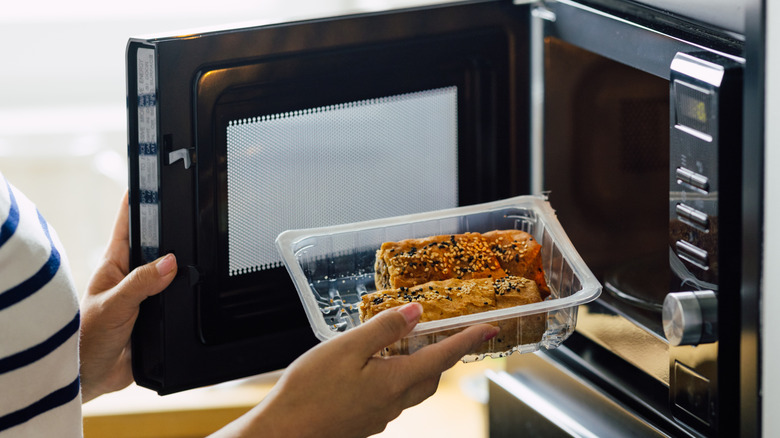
[275,195,601,361]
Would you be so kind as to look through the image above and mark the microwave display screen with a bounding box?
[225,86,459,277]
[673,79,713,138]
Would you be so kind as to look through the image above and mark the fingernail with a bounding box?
[483,326,500,342]
[156,254,176,276]
[397,302,423,325]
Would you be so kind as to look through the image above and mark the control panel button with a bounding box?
[676,240,709,270]
[676,167,710,192]
[676,203,710,231]
[663,290,718,346]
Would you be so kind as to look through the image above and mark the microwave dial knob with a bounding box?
[662,291,718,346]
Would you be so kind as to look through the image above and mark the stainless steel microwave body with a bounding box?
[127,0,756,436]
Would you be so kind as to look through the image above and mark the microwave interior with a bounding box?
[542,36,672,335]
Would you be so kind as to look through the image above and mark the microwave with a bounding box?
[127,0,757,435]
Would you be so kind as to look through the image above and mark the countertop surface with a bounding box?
[82,359,503,438]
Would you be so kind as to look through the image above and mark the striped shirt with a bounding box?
[0,172,82,436]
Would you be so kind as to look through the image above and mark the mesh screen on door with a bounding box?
[226,86,459,276]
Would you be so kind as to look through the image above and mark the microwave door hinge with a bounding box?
[515,0,557,21]
[530,3,557,22]
[167,147,194,169]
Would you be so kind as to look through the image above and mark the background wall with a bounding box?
[764,0,779,435]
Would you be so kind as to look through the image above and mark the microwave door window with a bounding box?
[204,80,473,345]
[224,87,458,277]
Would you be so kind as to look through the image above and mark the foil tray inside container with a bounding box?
[276,195,601,361]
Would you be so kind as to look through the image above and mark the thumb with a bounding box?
[114,253,177,308]
[342,302,423,358]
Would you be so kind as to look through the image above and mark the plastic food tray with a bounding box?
[276,195,601,360]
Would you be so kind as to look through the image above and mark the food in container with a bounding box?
[360,276,547,355]
[275,195,601,361]
[373,229,550,298]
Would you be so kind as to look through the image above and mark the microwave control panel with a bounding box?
[665,51,743,434]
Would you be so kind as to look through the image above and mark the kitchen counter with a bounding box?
[82,359,503,438]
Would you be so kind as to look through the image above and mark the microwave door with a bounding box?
[127,1,535,394]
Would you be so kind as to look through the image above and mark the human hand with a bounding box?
[79,192,177,402]
[213,302,499,438]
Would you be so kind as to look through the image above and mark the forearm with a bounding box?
[208,303,497,438]
[208,395,308,438]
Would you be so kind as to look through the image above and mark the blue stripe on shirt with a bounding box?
[0,311,80,374]
[0,177,20,248]
[0,210,61,311]
[0,376,80,432]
